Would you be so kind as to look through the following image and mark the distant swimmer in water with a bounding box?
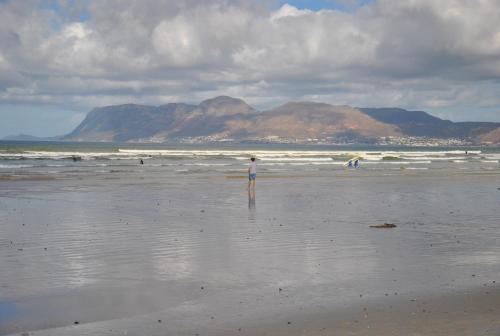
[465,151,468,155]
[248,157,257,190]
[140,159,144,165]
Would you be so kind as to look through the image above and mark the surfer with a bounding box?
[248,157,257,190]
[354,159,360,168]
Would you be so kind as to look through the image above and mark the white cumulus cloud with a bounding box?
[0,0,500,127]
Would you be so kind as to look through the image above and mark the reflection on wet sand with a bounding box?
[248,188,256,221]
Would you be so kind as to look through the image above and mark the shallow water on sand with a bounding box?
[0,147,499,335]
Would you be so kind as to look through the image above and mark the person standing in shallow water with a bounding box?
[248,157,257,190]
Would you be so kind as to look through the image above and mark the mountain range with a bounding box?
[13,96,500,144]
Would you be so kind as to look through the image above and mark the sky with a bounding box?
[1,0,500,137]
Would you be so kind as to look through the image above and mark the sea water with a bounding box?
[0,141,499,178]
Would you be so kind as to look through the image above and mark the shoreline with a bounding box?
[2,284,499,336]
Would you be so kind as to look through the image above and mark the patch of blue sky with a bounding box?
[40,0,90,23]
[278,0,374,12]
[0,104,86,138]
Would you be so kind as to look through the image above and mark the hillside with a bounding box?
[241,102,400,139]
[361,108,500,139]
[479,127,500,144]
[63,97,500,144]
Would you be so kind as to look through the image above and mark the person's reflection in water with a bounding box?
[248,188,256,221]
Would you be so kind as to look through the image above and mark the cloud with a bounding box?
[271,3,312,20]
[1,0,500,128]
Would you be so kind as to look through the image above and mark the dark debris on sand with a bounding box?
[370,223,397,228]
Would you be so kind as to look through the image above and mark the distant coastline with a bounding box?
[2,134,498,147]
[1,134,61,142]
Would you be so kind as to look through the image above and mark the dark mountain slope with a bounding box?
[360,108,499,139]
[65,103,197,141]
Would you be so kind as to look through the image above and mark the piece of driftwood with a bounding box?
[370,223,397,228]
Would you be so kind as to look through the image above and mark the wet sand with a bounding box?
[1,168,499,335]
[3,283,500,335]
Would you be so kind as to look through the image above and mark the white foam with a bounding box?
[0,151,135,160]
[363,161,432,165]
[260,157,333,162]
[259,161,344,166]
[0,164,35,168]
[189,163,232,166]
[0,149,495,173]
[483,154,500,160]
[2,148,480,159]
[311,162,345,165]
[116,149,408,160]
[259,163,287,166]
[2,148,479,162]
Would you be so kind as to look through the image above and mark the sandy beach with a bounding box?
[1,146,500,335]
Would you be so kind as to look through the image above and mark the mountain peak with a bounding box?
[200,96,245,105]
[281,101,331,107]
[198,96,256,116]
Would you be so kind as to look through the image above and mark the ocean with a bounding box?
[1,141,499,179]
